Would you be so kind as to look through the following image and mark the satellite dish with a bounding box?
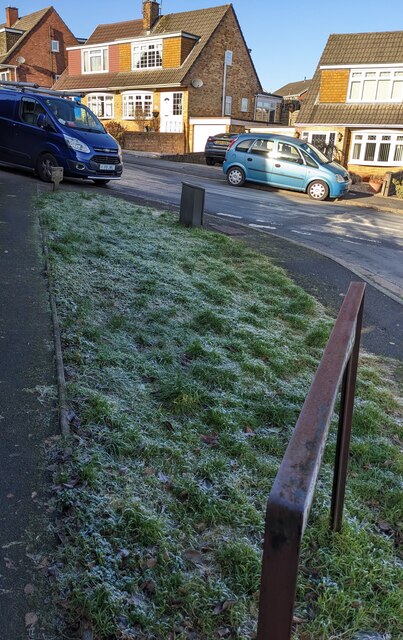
[191,78,203,89]
[16,56,25,65]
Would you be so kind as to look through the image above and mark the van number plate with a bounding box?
[99,164,115,171]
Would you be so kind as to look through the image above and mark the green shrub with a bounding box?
[392,178,403,199]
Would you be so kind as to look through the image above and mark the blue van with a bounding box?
[0,83,122,184]
[223,133,351,200]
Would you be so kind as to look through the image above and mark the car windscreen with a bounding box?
[302,142,330,164]
[44,98,105,133]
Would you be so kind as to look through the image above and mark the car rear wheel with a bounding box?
[227,166,245,187]
[307,180,329,201]
[205,158,215,166]
[36,153,58,182]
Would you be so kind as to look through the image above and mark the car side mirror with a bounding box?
[37,113,54,130]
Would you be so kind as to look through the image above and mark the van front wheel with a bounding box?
[227,166,245,187]
[307,180,329,201]
[36,153,58,182]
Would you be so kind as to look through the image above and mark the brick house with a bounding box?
[296,31,403,179]
[273,78,311,126]
[54,1,270,154]
[0,5,79,87]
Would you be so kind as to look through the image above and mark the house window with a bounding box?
[122,92,153,119]
[132,40,162,70]
[172,92,183,116]
[255,98,276,123]
[350,131,403,165]
[87,94,114,118]
[0,70,9,81]
[241,98,248,112]
[225,96,232,116]
[51,40,60,53]
[347,68,403,103]
[82,48,108,73]
[301,131,337,160]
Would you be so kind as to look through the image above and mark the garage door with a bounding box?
[193,124,226,152]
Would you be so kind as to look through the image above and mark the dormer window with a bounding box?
[347,68,403,103]
[82,47,109,73]
[132,40,162,70]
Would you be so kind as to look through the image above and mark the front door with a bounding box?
[160,92,183,133]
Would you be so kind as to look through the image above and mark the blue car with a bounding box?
[223,133,351,200]
[0,83,122,184]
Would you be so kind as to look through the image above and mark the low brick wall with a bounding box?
[162,152,205,164]
[123,132,185,154]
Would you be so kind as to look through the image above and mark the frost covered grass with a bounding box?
[38,192,402,639]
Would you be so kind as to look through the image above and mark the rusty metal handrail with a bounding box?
[257,281,366,640]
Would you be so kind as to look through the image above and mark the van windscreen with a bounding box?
[44,98,104,133]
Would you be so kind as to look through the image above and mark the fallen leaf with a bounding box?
[184,549,204,564]
[24,584,35,595]
[201,433,219,446]
[140,579,156,594]
[213,599,236,615]
[25,612,38,627]
[146,557,157,568]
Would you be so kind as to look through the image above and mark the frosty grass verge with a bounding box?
[38,191,402,639]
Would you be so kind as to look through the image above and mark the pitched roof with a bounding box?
[85,19,143,45]
[0,7,50,63]
[297,31,403,126]
[273,79,311,98]
[54,4,233,91]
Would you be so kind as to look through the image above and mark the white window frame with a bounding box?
[347,67,403,103]
[122,91,153,119]
[51,39,60,53]
[0,70,9,81]
[132,40,162,71]
[87,93,114,119]
[224,95,232,116]
[241,97,248,113]
[255,98,277,123]
[349,130,403,166]
[82,47,109,74]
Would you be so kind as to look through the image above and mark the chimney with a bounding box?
[5,6,19,28]
[143,1,160,31]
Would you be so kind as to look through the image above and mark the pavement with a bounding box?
[0,165,402,638]
[0,169,57,639]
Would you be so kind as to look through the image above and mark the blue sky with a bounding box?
[7,0,403,91]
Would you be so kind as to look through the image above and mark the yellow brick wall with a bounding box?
[119,43,131,71]
[163,37,181,68]
[320,69,350,103]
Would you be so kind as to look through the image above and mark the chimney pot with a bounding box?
[143,1,160,31]
[6,6,19,28]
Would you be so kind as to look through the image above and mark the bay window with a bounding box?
[350,131,403,165]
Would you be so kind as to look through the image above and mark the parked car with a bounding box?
[204,132,238,166]
[0,83,122,184]
[223,133,351,200]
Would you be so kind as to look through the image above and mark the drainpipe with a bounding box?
[221,50,232,118]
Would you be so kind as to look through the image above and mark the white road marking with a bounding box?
[215,212,243,219]
[291,230,312,236]
[249,224,277,230]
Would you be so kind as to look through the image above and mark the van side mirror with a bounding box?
[37,113,54,130]
[37,113,47,128]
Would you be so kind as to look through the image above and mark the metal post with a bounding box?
[330,292,364,531]
[179,182,205,227]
